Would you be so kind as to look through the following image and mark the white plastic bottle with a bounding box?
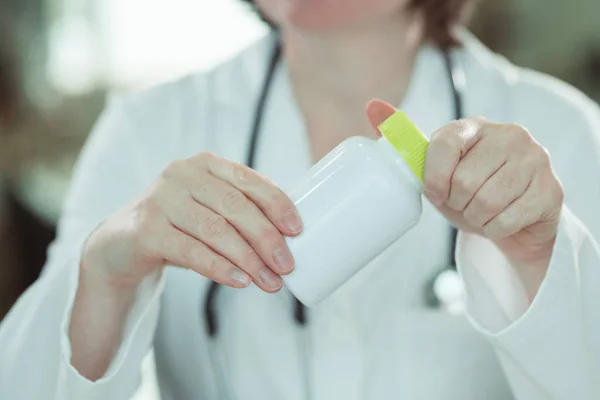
[283,109,429,306]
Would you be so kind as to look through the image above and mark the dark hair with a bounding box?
[0,18,20,127]
[240,0,471,49]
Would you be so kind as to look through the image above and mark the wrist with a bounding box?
[71,249,138,381]
[78,257,138,308]
[504,239,555,268]
[496,238,556,302]
[81,225,145,290]
[79,238,140,306]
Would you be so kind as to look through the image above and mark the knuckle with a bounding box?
[241,250,264,271]
[463,207,482,227]
[221,190,248,212]
[496,213,514,232]
[470,116,487,125]
[161,159,186,180]
[538,146,552,166]
[195,151,222,168]
[259,228,285,250]
[452,169,477,194]
[441,119,477,142]
[476,193,503,213]
[451,118,471,130]
[431,125,460,148]
[197,152,222,172]
[196,151,212,161]
[204,256,225,276]
[178,240,197,265]
[504,122,524,132]
[507,123,532,143]
[525,145,550,168]
[543,173,564,204]
[424,174,449,195]
[233,165,253,185]
[202,214,229,239]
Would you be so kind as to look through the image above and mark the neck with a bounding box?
[282,12,424,144]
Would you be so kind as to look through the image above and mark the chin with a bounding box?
[258,0,404,31]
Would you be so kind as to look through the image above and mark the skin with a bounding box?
[367,100,563,300]
[70,0,563,382]
[71,153,303,378]
[255,0,409,30]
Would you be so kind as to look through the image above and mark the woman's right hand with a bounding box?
[81,152,303,293]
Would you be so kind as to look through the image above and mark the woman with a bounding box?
[1,0,599,398]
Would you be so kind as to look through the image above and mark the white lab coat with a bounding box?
[1,32,600,400]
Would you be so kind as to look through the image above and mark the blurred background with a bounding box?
[1,0,599,398]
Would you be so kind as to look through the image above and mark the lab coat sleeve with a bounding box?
[456,98,600,398]
[0,96,165,400]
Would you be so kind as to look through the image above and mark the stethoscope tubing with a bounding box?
[204,37,465,338]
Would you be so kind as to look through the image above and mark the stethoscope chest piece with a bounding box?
[432,269,465,315]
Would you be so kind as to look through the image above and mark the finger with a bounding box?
[366,99,396,137]
[446,135,508,211]
[156,226,253,289]
[462,162,533,228]
[166,197,283,292]
[197,153,302,237]
[482,175,547,240]
[423,118,485,206]
[188,170,295,276]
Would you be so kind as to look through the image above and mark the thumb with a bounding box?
[366,99,397,136]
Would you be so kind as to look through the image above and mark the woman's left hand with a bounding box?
[422,117,564,269]
[366,100,564,272]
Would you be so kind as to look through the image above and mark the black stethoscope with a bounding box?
[204,38,465,339]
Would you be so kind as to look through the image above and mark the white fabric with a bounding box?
[1,32,600,399]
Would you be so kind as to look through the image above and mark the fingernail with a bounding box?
[283,209,303,234]
[229,269,252,287]
[273,246,295,273]
[259,268,283,291]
